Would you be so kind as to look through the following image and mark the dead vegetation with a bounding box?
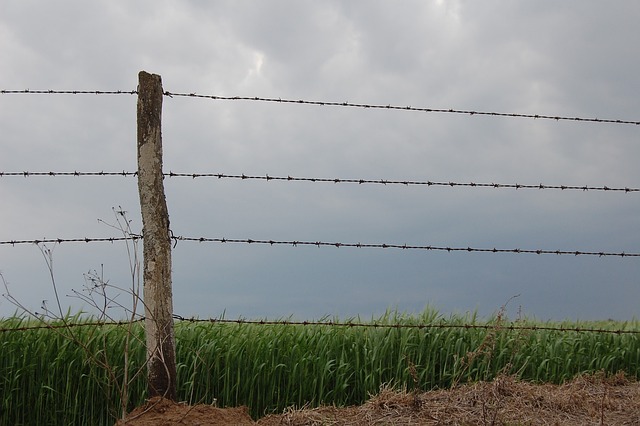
[117,371,640,425]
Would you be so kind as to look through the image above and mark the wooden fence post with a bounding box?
[136,70,177,401]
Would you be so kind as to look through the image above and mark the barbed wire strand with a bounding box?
[0,90,137,95]
[0,235,637,257]
[1,316,638,335]
[173,237,639,257]
[2,89,638,125]
[0,318,145,333]
[1,171,637,193]
[0,237,138,246]
[185,317,640,335]
[163,92,640,126]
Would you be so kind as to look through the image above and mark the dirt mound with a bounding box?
[114,397,254,426]
[117,372,640,425]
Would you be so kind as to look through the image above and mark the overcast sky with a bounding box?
[1,1,639,322]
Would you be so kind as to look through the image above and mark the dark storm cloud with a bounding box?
[1,1,638,321]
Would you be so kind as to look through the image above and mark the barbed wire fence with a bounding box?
[1,87,639,335]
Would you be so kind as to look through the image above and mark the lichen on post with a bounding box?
[136,70,177,401]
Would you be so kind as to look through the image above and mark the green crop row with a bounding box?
[1,310,638,425]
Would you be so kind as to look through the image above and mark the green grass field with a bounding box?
[1,309,638,425]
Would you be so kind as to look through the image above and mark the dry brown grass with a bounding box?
[118,372,640,425]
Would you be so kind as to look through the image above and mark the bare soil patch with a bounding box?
[116,372,640,425]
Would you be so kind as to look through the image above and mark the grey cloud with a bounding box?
[1,1,638,321]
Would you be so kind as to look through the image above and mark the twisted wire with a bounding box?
[173,237,639,257]
[0,237,139,246]
[163,92,640,126]
[1,171,637,193]
[2,316,637,335]
[0,89,137,95]
[2,89,638,125]
[1,235,637,257]
[180,317,640,335]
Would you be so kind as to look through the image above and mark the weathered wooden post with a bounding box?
[136,71,177,401]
